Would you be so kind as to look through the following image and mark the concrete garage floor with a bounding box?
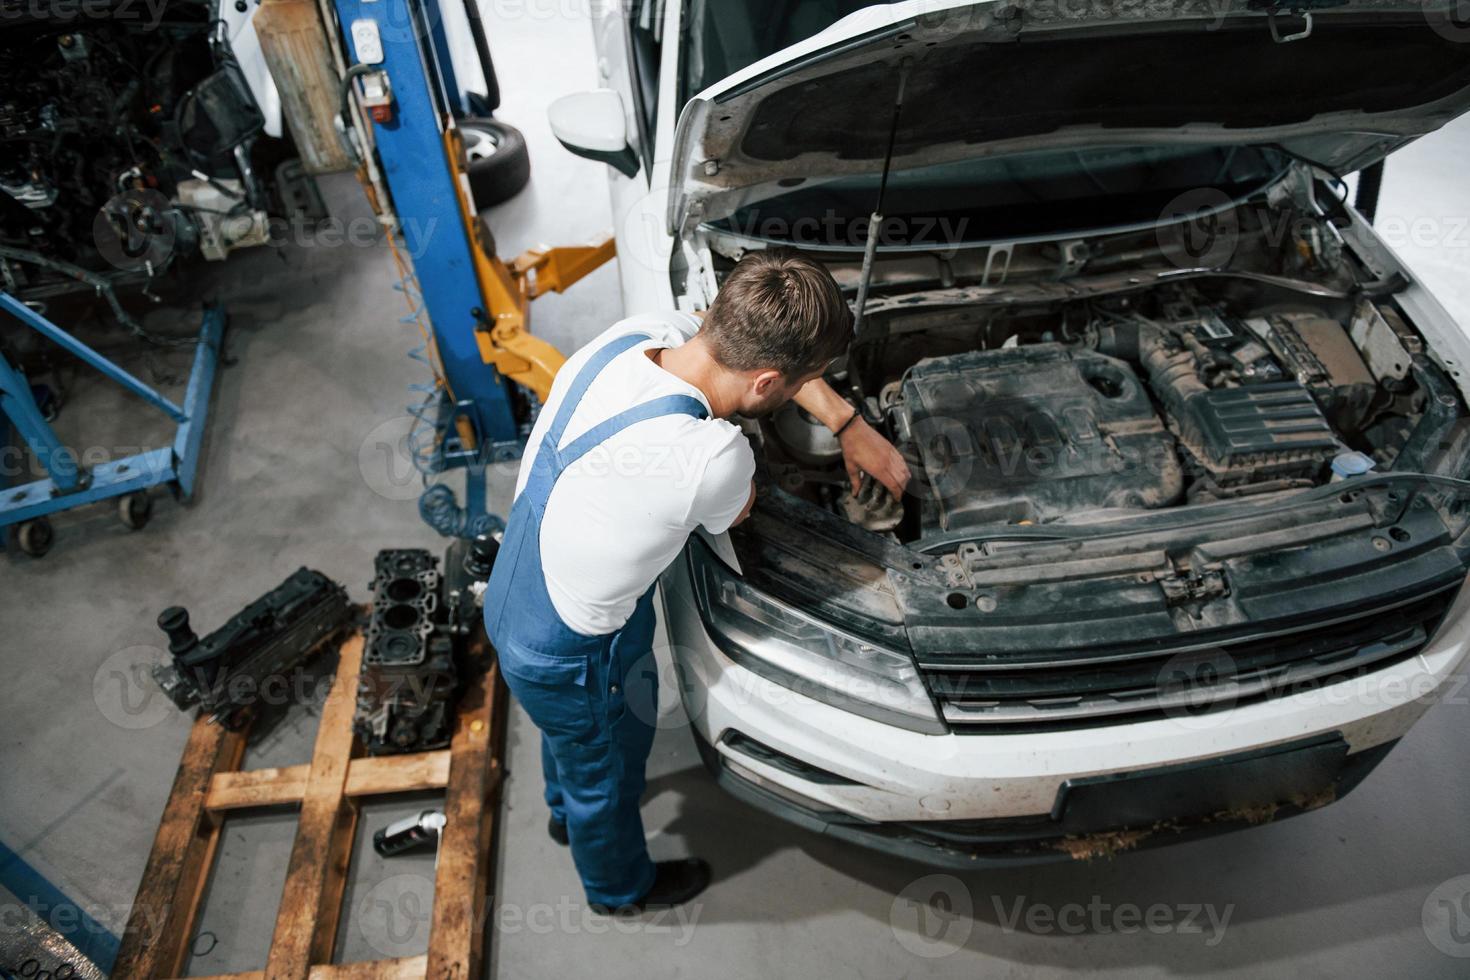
[4,10,1470,979]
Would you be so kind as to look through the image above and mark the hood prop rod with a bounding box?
[849,60,909,411]
[850,59,910,346]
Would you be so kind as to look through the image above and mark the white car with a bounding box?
[549,0,1470,865]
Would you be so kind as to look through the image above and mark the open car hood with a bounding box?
[669,0,1470,238]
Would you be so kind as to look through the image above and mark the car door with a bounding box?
[587,0,678,312]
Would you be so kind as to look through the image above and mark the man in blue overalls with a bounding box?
[484,248,909,912]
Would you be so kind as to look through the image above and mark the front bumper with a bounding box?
[660,562,1470,864]
[690,727,1397,867]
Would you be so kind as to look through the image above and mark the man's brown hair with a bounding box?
[701,247,851,379]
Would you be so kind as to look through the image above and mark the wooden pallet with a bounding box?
[113,632,507,980]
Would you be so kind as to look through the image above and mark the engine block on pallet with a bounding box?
[354,546,483,754]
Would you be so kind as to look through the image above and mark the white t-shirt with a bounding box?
[514,311,756,636]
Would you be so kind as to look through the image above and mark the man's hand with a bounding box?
[839,415,909,501]
[792,378,910,501]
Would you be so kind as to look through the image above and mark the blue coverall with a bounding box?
[483,332,707,907]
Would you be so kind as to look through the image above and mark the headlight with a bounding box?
[688,540,943,734]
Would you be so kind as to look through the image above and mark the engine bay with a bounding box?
[754,278,1444,544]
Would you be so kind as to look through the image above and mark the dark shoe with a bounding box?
[590,858,711,915]
[548,816,569,846]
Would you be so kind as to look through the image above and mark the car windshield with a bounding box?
[679,0,888,105]
[706,144,1293,248]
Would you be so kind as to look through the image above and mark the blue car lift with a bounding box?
[332,0,611,537]
[0,294,224,556]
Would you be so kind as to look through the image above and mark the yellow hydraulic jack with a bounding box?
[444,125,615,404]
[336,0,618,532]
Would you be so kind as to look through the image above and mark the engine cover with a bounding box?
[893,344,1183,529]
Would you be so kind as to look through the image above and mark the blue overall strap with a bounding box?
[549,395,709,481]
[541,332,651,453]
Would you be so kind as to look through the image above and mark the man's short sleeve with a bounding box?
[686,425,756,534]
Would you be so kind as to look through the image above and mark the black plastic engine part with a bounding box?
[1141,329,1339,482]
[354,544,492,755]
[153,568,351,727]
[891,344,1184,529]
[180,64,266,159]
[1176,383,1338,470]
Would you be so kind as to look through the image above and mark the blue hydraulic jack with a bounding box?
[332,0,612,538]
[0,294,224,557]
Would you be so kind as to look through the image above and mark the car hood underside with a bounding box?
[670,0,1470,236]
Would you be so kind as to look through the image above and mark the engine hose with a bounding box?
[418,483,505,539]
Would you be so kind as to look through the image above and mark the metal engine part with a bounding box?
[153,568,352,727]
[1141,326,1340,483]
[840,477,904,533]
[354,538,495,755]
[770,401,843,466]
[890,344,1183,529]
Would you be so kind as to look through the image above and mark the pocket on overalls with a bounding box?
[498,635,592,687]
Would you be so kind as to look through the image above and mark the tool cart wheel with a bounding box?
[12,517,54,557]
[461,117,530,209]
[118,490,153,530]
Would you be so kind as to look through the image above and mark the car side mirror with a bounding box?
[547,89,639,179]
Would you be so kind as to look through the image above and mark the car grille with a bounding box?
[925,587,1457,733]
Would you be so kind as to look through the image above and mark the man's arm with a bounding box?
[687,308,908,501]
[793,378,910,500]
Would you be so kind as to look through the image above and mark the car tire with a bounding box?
[461,117,530,210]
